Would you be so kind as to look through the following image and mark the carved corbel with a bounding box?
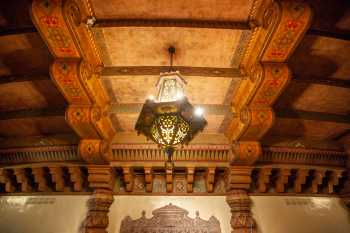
[309,170,326,194]
[144,167,153,192]
[0,169,16,192]
[256,168,272,193]
[324,170,343,194]
[166,165,173,193]
[122,166,134,192]
[275,168,291,193]
[186,167,195,193]
[13,168,32,192]
[206,167,216,193]
[68,166,84,191]
[32,167,50,192]
[49,166,66,191]
[294,169,308,193]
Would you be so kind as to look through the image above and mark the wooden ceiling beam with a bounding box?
[0,108,65,121]
[307,29,350,41]
[102,66,242,78]
[276,109,350,124]
[0,26,37,36]
[0,73,49,84]
[110,103,231,115]
[94,18,250,30]
[292,76,350,89]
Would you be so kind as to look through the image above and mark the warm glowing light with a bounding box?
[194,107,204,116]
[176,92,184,100]
[148,95,155,100]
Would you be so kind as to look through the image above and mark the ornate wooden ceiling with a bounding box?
[0,0,349,216]
[1,1,350,232]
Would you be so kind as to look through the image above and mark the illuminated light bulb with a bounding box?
[194,107,204,117]
[148,95,155,100]
[176,92,184,100]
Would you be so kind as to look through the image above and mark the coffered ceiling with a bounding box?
[0,0,349,151]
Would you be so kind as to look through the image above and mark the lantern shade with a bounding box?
[135,70,207,149]
[135,97,207,148]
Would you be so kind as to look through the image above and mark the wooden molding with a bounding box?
[102,66,242,78]
[94,18,250,30]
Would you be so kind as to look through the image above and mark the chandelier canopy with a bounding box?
[135,47,207,157]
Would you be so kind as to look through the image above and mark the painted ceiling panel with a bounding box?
[95,27,246,68]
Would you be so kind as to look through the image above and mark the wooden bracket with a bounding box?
[32,167,50,192]
[275,168,291,193]
[186,167,195,193]
[122,166,134,192]
[49,166,66,191]
[68,166,84,192]
[144,167,153,192]
[294,169,308,193]
[256,168,272,193]
[206,167,216,193]
[0,169,16,192]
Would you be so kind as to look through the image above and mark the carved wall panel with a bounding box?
[120,203,221,233]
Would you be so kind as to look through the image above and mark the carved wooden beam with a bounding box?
[292,76,350,89]
[294,169,308,193]
[0,26,37,36]
[31,0,116,164]
[88,165,114,190]
[122,166,134,192]
[68,166,84,192]
[276,109,350,124]
[102,66,241,78]
[144,167,153,193]
[0,108,65,120]
[0,169,16,192]
[256,168,271,192]
[32,167,50,192]
[186,167,195,193]
[275,168,291,193]
[0,73,49,84]
[225,0,313,176]
[13,168,32,192]
[307,29,350,41]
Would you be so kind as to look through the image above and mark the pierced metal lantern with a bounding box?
[135,70,207,160]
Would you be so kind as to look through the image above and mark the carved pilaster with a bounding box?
[83,166,114,233]
[226,190,256,233]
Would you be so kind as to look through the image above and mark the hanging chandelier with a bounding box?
[135,46,207,164]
